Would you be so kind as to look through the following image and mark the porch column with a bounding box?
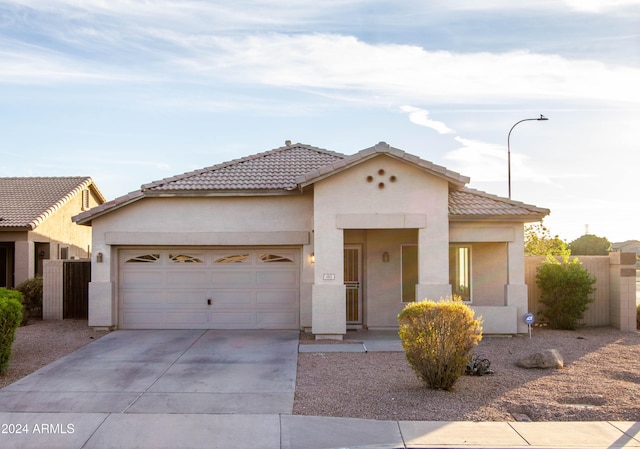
[311,228,346,339]
[415,227,451,302]
[88,244,116,330]
[506,230,529,333]
[14,240,34,286]
[608,252,637,332]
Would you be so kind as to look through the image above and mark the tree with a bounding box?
[524,223,570,256]
[568,234,611,255]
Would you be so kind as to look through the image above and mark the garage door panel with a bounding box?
[165,291,208,306]
[166,270,209,286]
[211,291,255,307]
[257,311,298,327]
[210,271,254,287]
[165,312,208,326]
[120,271,165,287]
[256,290,297,307]
[122,311,164,328]
[119,248,299,329]
[121,290,166,306]
[256,271,297,287]
[209,312,255,326]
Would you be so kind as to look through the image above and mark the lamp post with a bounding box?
[507,114,548,199]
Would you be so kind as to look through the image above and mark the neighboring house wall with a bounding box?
[2,187,101,286]
[525,252,636,331]
[88,195,314,328]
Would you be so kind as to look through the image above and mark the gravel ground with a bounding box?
[2,321,638,422]
[295,327,640,422]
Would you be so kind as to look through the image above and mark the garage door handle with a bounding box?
[207,299,212,306]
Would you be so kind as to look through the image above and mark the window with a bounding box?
[215,254,249,263]
[401,245,418,302]
[449,245,471,302]
[126,254,160,263]
[81,189,90,210]
[169,254,203,263]
[258,253,294,263]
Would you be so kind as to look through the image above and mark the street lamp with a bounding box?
[507,114,548,199]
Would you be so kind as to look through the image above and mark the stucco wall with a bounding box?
[88,194,314,328]
[471,242,507,306]
[31,188,98,259]
[311,154,450,335]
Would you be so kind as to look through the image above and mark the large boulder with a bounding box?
[516,349,564,369]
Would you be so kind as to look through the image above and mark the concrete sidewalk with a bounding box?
[0,413,638,448]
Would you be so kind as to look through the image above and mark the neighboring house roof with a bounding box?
[0,177,105,230]
[73,142,549,225]
[611,240,640,252]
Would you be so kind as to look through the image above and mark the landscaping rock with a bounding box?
[516,349,564,369]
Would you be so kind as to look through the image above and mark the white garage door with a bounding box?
[118,248,300,329]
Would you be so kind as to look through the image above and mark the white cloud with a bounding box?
[399,106,453,134]
[561,0,640,12]
[444,136,554,185]
[3,3,640,109]
[0,44,147,84]
[169,34,640,106]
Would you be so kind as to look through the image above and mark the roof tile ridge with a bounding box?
[141,143,346,191]
[29,177,93,230]
[291,142,347,158]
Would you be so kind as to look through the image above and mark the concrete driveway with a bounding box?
[0,329,299,415]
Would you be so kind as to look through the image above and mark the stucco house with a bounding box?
[74,142,549,337]
[0,177,106,288]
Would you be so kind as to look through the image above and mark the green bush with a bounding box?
[0,288,24,374]
[15,275,43,325]
[636,303,640,330]
[398,297,482,391]
[535,256,596,330]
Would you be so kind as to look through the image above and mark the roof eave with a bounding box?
[73,191,145,226]
[0,225,32,231]
[449,213,549,223]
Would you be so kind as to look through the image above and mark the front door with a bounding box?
[344,245,362,325]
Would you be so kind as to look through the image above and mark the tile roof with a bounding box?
[0,177,104,229]
[296,141,470,188]
[73,142,550,224]
[449,188,549,220]
[142,143,345,192]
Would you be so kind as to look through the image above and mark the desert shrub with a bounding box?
[397,297,483,390]
[15,275,43,325]
[536,256,596,330]
[0,288,24,373]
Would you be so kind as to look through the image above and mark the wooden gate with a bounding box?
[63,261,90,319]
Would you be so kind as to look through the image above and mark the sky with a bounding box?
[1,0,639,243]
